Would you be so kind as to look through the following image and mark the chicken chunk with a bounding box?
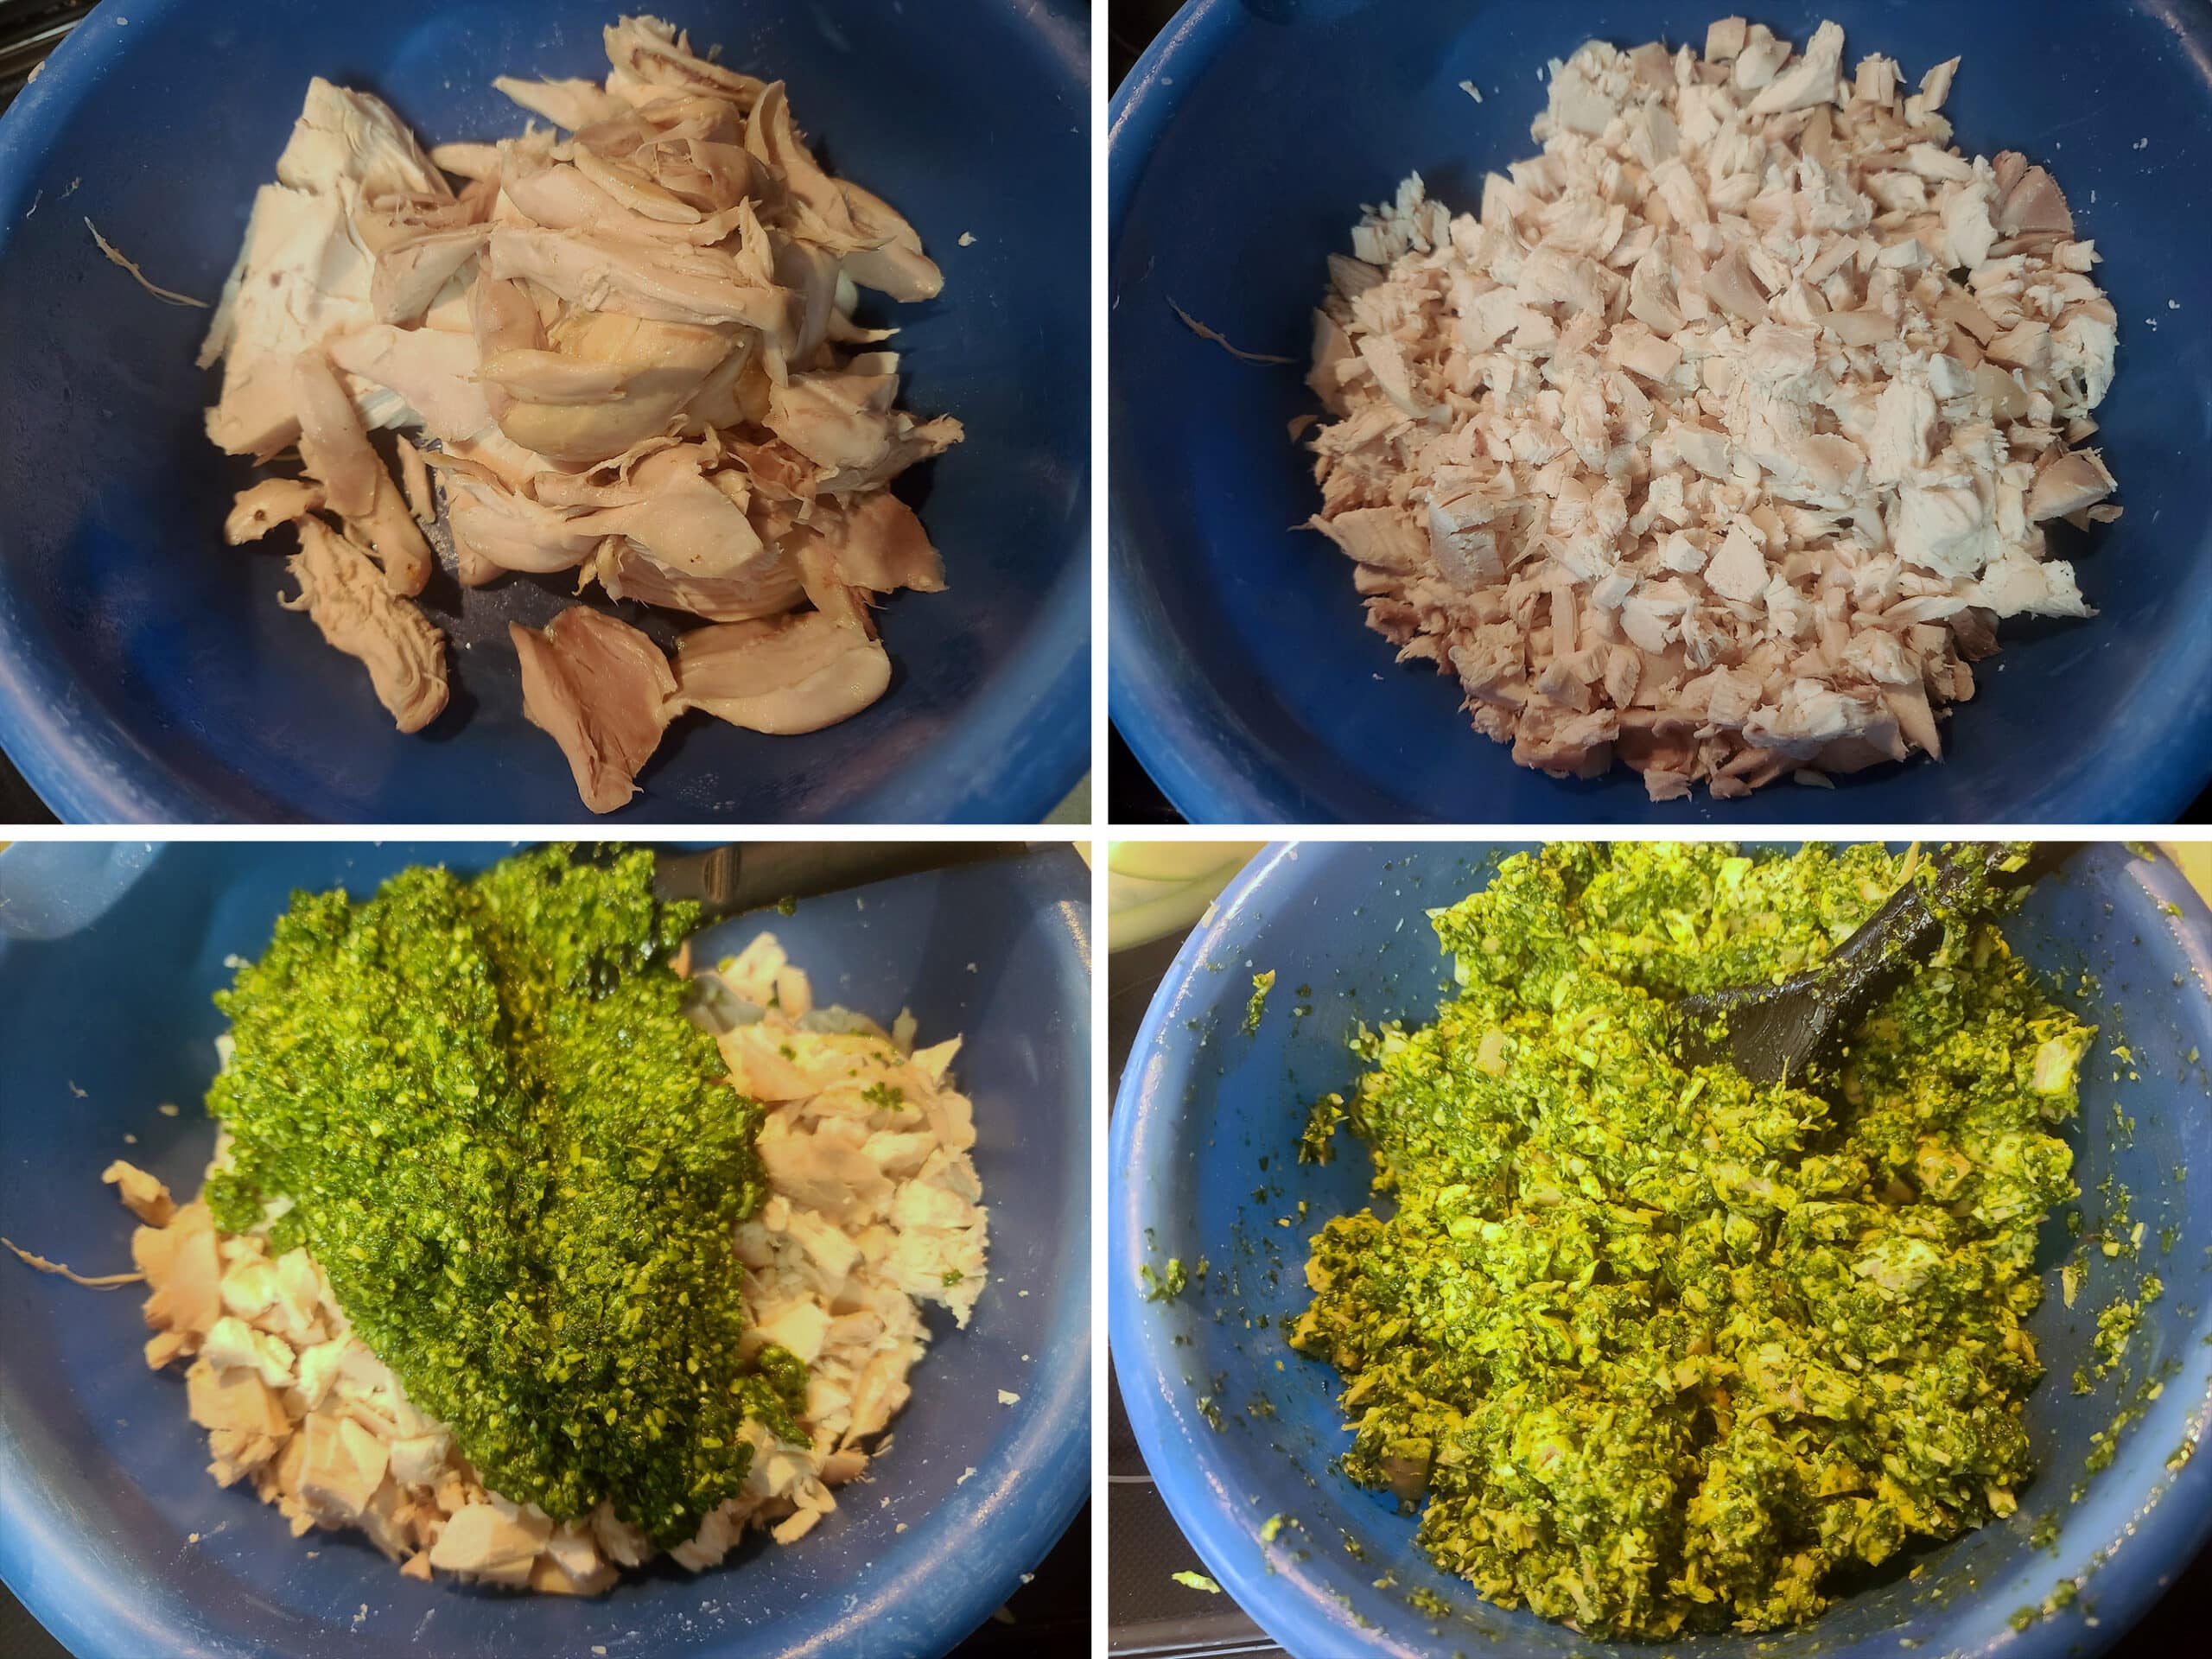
[588,537,806,621]
[809,491,946,595]
[296,1410,391,1522]
[511,607,677,814]
[101,1160,175,1225]
[290,350,432,594]
[282,518,449,733]
[200,79,452,457]
[429,1502,550,1585]
[482,309,739,465]
[1302,18,2120,800]
[674,612,892,734]
[226,479,327,545]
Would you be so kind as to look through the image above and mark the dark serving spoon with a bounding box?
[1675,842,2083,1084]
[650,842,1037,922]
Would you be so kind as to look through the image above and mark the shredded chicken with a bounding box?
[1170,299,1295,365]
[86,219,209,308]
[1,1237,143,1288]
[92,937,986,1592]
[282,518,450,734]
[199,16,962,810]
[1304,17,2120,799]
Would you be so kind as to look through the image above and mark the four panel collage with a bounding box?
[0,3,2206,1657]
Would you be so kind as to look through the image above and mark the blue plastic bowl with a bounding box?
[1110,842,2212,1658]
[1109,1,2212,823]
[0,0,1090,823]
[0,841,1092,1658]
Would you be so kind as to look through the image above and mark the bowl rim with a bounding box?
[0,840,1095,1658]
[1109,839,2212,1659]
[0,0,1091,826]
[1104,0,2212,826]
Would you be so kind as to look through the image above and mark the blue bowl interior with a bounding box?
[1109,0,2212,823]
[0,841,1092,1659]
[0,0,1090,823]
[1110,842,2212,1659]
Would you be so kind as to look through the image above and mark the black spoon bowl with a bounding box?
[1675,842,2084,1084]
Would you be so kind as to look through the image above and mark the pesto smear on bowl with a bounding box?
[1293,842,2093,1638]
[204,845,798,1548]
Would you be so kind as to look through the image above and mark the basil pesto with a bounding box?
[205,845,796,1548]
[1292,843,2090,1637]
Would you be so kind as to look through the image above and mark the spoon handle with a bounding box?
[654,842,1034,921]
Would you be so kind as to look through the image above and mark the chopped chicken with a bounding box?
[511,607,677,813]
[197,15,961,810]
[672,938,990,1566]
[1305,17,2120,798]
[429,1501,547,1585]
[136,1200,223,1339]
[100,936,986,1593]
[102,1159,175,1225]
[186,1357,291,1441]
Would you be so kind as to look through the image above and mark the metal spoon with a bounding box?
[1675,842,2082,1084]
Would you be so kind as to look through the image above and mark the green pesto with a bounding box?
[1292,843,2090,1639]
[204,844,796,1549]
[1246,971,1278,1037]
[1143,1257,1192,1302]
[1406,1584,1453,1619]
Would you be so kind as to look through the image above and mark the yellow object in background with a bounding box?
[1107,842,1265,951]
[2164,842,2212,906]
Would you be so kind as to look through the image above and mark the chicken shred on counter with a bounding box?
[197,14,960,810]
[1304,17,2120,801]
[101,934,987,1592]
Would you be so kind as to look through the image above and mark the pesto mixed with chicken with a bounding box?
[205,844,794,1548]
[1293,843,2091,1637]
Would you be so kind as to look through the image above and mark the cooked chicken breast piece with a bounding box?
[226,479,325,545]
[201,79,454,457]
[486,225,797,339]
[675,611,891,734]
[808,492,946,595]
[483,309,739,464]
[511,607,677,812]
[198,15,963,806]
[588,537,807,621]
[282,518,448,733]
[290,350,432,594]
